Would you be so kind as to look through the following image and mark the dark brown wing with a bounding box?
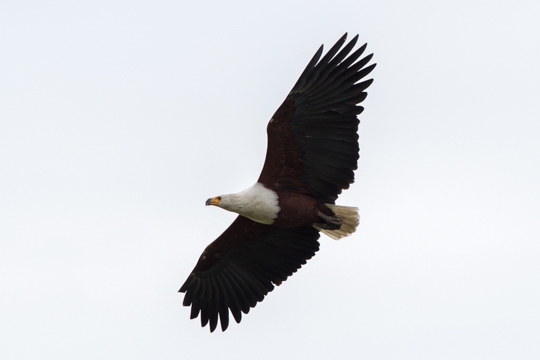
[179,216,320,332]
[258,33,376,203]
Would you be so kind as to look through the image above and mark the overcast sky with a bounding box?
[1,1,539,359]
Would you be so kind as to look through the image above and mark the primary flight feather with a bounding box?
[179,33,376,332]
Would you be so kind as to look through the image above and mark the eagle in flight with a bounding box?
[179,33,376,332]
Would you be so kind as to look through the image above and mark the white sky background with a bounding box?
[1,0,539,359]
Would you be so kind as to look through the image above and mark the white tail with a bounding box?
[314,204,360,240]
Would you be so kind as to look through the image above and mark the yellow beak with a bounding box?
[205,197,221,206]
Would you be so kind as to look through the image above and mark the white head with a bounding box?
[205,194,238,212]
[205,183,280,225]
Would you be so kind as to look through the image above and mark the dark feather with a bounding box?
[258,34,375,203]
[179,216,320,332]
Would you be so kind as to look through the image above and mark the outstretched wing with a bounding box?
[179,216,320,332]
[258,33,376,203]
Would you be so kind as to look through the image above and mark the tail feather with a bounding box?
[314,204,359,240]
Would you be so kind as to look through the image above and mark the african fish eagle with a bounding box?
[179,33,376,332]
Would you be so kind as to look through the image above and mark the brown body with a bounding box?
[273,191,335,228]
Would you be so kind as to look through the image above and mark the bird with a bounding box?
[179,33,375,332]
